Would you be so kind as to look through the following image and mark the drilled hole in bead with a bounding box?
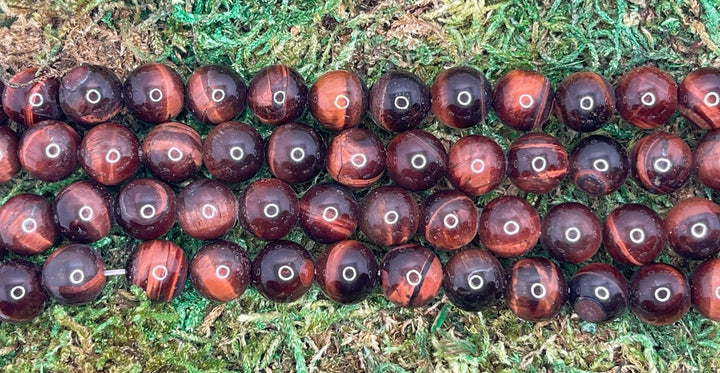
[468,274,484,290]
[410,154,427,170]
[278,265,294,281]
[85,89,102,104]
[10,286,25,300]
[273,91,286,105]
[263,203,280,218]
[211,89,225,103]
[229,146,244,161]
[140,204,156,219]
[503,220,520,235]
[45,143,61,159]
[443,213,459,229]
[470,159,485,173]
[28,93,44,107]
[654,287,671,302]
[705,92,720,107]
[350,153,367,168]
[167,147,183,162]
[691,222,708,239]
[215,265,230,279]
[531,283,546,299]
[456,90,472,106]
[531,156,547,172]
[564,227,581,243]
[579,96,594,110]
[78,206,94,222]
[148,88,163,103]
[653,158,672,174]
[518,94,534,108]
[342,266,357,282]
[406,269,422,286]
[201,204,218,219]
[594,286,610,301]
[394,96,410,110]
[152,265,168,281]
[69,269,85,285]
[384,211,399,225]
[105,148,121,164]
[641,92,656,106]
[629,228,645,244]
[334,94,350,109]
[21,218,37,233]
[715,285,720,300]
[322,206,339,222]
[593,159,609,172]
[290,147,305,162]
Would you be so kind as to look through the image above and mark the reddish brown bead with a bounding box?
[238,178,299,240]
[2,68,62,127]
[189,240,251,302]
[247,65,307,125]
[690,258,720,321]
[615,66,677,129]
[431,66,492,129]
[126,239,189,302]
[0,193,56,256]
[568,135,629,196]
[185,65,247,125]
[141,121,202,183]
[18,120,80,182]
[678,67,720,129]
[59,64,123,127]
[540,202,601,264]
[266,122,325,184]
[309,70,367,131]
[315,240,379,304]
[299,183,358,243]
[443,248,505,311]
[369,70,430,132]
[447,135,506,196]
[477,196,540,258]
[386,130,448,191]
[359,186,419,247]
[603,204,666,266]
[0,126,20,183]
[0,260,46,323]
[0,82,6,125]
[665,198,720,260]
[325,127,386,188]
[115,178,176,240]
[380,244,442,308]
[202,121,263,183]
[177,179,237,240]
[555,72,616,132]
[506,257,568,322]
[569,263,628,323]
[507,133,568,194]
[42,244,106,305]
[420,190,478,251]
[693,129,720,190]
[79,122,140,186]
[631,132,692,194]
[492,70,553,131]
[251,240,314,303]
[53,181,114,243]
[123,63,184,124]
[629,263,690,325]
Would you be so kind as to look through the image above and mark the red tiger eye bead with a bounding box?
[126,239,189,302]
[315,240,379,304]
[266,122,326,184]
[447,135,506,196]
[431,66,492,129]
[186,65,247,125]
[325,127,386,189]
[202,121,263,183]
[177,179,237,240]
[506,257,568,322]
[0,126,20,183]
[665,198,720,260]
[299,183,358,243]
[0,193,56,256]
[53,181,114,243]
[492,69,553,131]
[2,68,62,127]
[678,67,720,129]
[247,65,308,125]
[507,133,568,194]
[386,129,448,191]
[568,135,629,196]
[238,178,299,240]
[690,258,720,321]
[603,204,666,266]
[443,248,505,311]
[189,240,251,302]
[555,72,616,132]
[540,202,601,264]
[0,260,46,323]
[309,70,368,131]
[630,132,692,194]
[478,196,540,258]
[369,70,431,132]
[59,64,123,127]
[116,178,176,240]
[251,240,314,303]
[380,244,442,308]
[693,129,720,190]
[359,186,420,247]
[629,263,690,325]
[18,120,80,182]
[141,121,202,183]
[569,263,628,323]
[615,66,677,129]
[123,63,184,124]
[79,122,140,186]
[420,190,478,251]
[42,244,106,305]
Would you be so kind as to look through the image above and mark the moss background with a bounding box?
[0,0,720,371]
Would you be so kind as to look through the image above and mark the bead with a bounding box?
[629,263,690,325]
[251,240,314,303]
[177,179,237,240]
[369,70,430,132]
[115,178,176,240]
[202,121,263,183]
[78,122,140,186]
[569,263,628,323]
[266,122,325,184]
[2,68,62,127]
[53,181,114,243]
[665,197,720,260]
[692,129,720,190]
[492,69,553,131]
[247,65,307,125]
[690,258,720,321]
[0,126,20,183]
[386,129,448,191]
[631,132,692,194]
[18,120,80,182]
[506,257,567,322]
[0,260,46,323]
[123,63,184,124]
[420,190,478,251]
[126,239,189,302]
[477,196,540,258]
[678,67,720,129]
[41,244,105,305]
[189,240,251,302]
[507,133,568,194]
[431,66,492,129]
[379,244,442,308]
[59,64,123,127]
[603,204,666,266]
[0,82,6,125]
[325,127,386,188]
[141,121,202,183]
[615,66,677,129]
[299,183,358,243]
[540,202,601,264]
[0,194,56,256]
[238,178,299,240]
[315,240,379,304]
[359,186,419,247]
[447,135,505,196]
[568,135,629,196]
[309,70,367,131]
[555,72,616,132]
[442,248,504,311]
[185,65,247,125]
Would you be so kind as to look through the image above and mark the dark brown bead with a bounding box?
[53,181,114,243]
[126,239,189,302]
[325,127,386,188]
[238,178,299,240]
[678,67,720,129]
[386,129,447,191]
[615,66,677,129]
[420,190,478,251]
[266,122,325,184]
[186,65,247,125]
[431,66,492,129]
[507,133,568,194]
[568,135,629,196]
[2,68,62,127]
[442,248,505,311]
[506,257,567,322]
[359,186,419,247]
[0,126,20,183]
[0,82,6,125]
[42,244,105,305]
[629,263,690,325]
[309,70,367,131]
[251,240,314,303]
[492,70,553,131]
[123,63,184,124]
[379,244,442,308]
[141,121,202,183]
[116,178,176,240]
[189,240,251,302]
[447,135,506,196]
[79,122,140,186]
[477,196,540,258]
[299,183,358,243]
[690,258,720,321]
[315,239,379,304]
[540,202,601,264]
[59,64,123,127]
[202,121,263,183]
[0,194,56,256]
[18,120,80,182]
[369,70,430,132]
[0,260,46,323]
[177,179,237,240]
[665,198,720,260]
[569,263,628,323]
[693,129,720,190]
[630,132,691,194]
[555,72,616,132]
[603,204,666,266]
[247,65,307,125]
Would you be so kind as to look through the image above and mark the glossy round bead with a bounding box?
[325,127,386,188]
[442,248,505,311]
[115,178,176,240]
[506,257,567,322]
[507,133,568,194]
[309,70,367,131]
[0,194,56,256]
[189,240,251,302]
[185,65,247,125]
[315,240,379,304]
[690,258,720,321]
[631,132,691,194]
[420,190,478,251]
[379,244,442,308]
[238,178,299,240]
[266,122,325,184]
[431,66,492,129]
[126,239,189,302]
[78,122,140,186]
[692,129,720,190]
[569,263,628,323]
[2,68,62,127]
[18,120,80,182]
[678,67,720,129]
[0,260,46,323]
[603,204,666,266]
[665,198,720,260]
[202,121,263,183]
[555,72,616,132]
[247,65,307,125]
[123,63,184,124]
[369,70,431,132]
[386,130,448,191]
[568,135,629,196]
[492,69,553,131]
[177,179,237,240]
[447,135,506,196]
[477,196,540,258]
[59,64,123,127]
[0,127,21,183]
[251,240,314,303]
[359,186,419,247]
[299,183,358,243]
[629,263,690,325]
[540,202,601,264]
[53,181,114,243]
[141,121,202,183]
[615,66,677,129]
[41,244,105,305]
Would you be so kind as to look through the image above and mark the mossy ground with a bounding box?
[0,0,720,372]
